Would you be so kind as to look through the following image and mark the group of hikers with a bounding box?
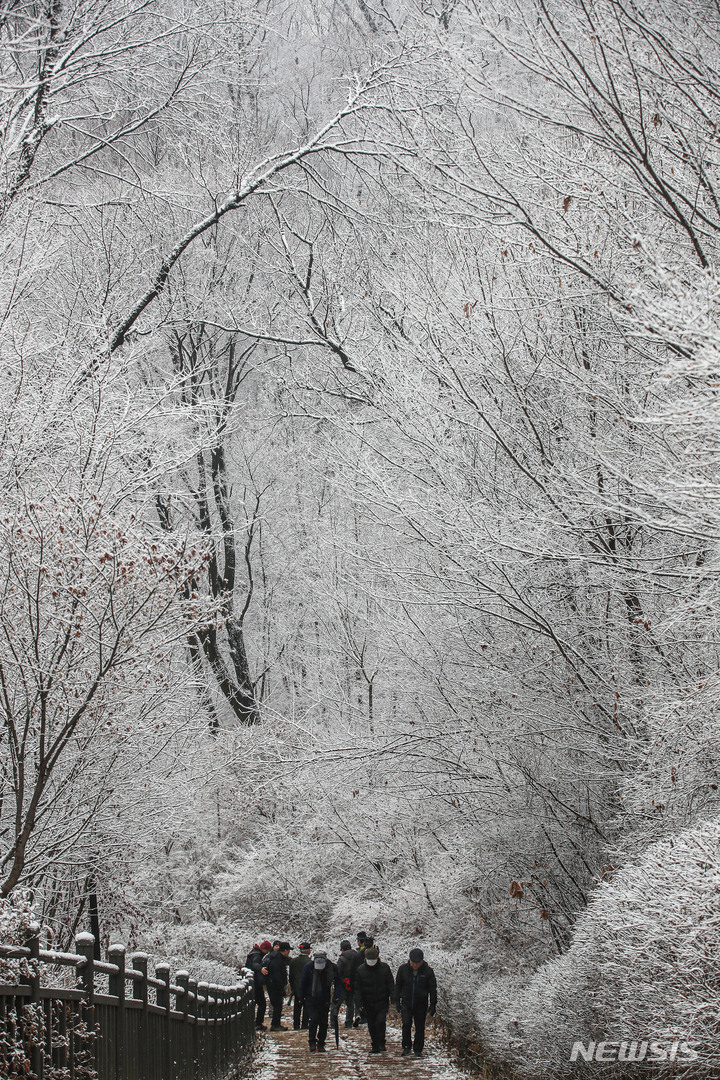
[245,931,438,1057]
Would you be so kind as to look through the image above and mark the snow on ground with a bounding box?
[250,1013,473,1080]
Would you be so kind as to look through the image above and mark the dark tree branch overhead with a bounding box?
[109,89,377,353]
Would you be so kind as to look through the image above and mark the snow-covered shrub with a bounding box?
[0,892,96,1080]
[176,957,240,986]
[211,855,335,933]
[0,891,37,980]
[146,920,258,982]
[327,897,392,940]
[424,945,485,1040]
[476,815,720,1078]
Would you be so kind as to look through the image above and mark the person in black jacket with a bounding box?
[262,940,291,1029]
[290,942,311,1030]
[245,940,272,1029]
[336,940,361,1028]
[299,950,341,1052]
[395,948,438,1057]
[353,946,394,1053]
[353,934,373,1026]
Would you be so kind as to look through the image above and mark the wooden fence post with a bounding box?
[219,986,226,1065]
[25,922,43,1080]
[131,952,148,1080]
[175,971,189,1080]
[108,944,126,1080]
[176,972,189,1021]
[198,982,209,1077]
[188,978,198,1079]
[197,980,208,1080]
[76,933,95,1003]
[208,984,217,1076]
[76,932,96,1074]
[155,962,171,1080]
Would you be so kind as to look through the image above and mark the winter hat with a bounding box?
[299,942,311,952]
[260,940,272,951]
[279,941,291,952]
[364,947,379,966]
[409,948,424,962]
[340,940,352,950]
[356,931,367,942]
[313,951,328,969]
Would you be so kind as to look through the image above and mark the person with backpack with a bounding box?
[290,942,312,1029]
[245,940,272,1029]
[336,939,360,1028]
[395,947,438,1057]
[299,949,341,1053]
[353,945,394,1053]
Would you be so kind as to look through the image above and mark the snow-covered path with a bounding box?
[250,1015,471,1080]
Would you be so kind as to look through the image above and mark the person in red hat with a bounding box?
[246,940,273,1028]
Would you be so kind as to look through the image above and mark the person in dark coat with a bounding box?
[246,940,272,1029]
[395,948,438,1057]
[262,940,291,1029]
[299,950,341,1052]
[290,942,311,1030]
[353,934,372,1026]
[353,946,394,1053]
[336,939,361,1028]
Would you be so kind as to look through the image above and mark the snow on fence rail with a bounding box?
[0,925,255,1080]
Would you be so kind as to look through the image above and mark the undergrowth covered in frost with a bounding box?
[475,816,720,1078]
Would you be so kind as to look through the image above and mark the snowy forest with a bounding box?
[1,0,720,1075]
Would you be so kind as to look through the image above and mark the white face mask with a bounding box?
[366,958,378,967]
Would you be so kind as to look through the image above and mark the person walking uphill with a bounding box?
[299,950,341,1052]
[336,939,360,1028]
[395,948,437,1057]
[290,942,311,1030]
[246,940,273,1029]
[262,941,291,1029]
[354,946,394,1054]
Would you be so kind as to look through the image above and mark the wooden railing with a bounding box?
[0,926,255,1080]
